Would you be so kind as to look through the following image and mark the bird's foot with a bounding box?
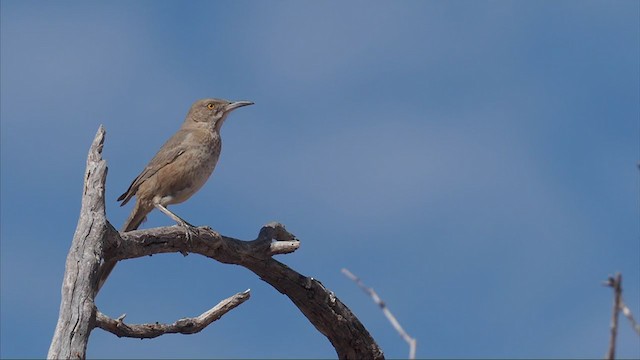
[177,220,197,256]
[152,203,197,256]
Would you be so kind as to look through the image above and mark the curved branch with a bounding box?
[50,126,384,360]
[107,225,384,359]
[96,290,251,338]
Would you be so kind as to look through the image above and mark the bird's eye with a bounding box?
[207,103,215,110]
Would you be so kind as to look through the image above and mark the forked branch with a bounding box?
[105,223,383,359]
[48,126,384,360]
[604,273,640,360]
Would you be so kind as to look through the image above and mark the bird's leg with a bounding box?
[153,203,196,255]
[154,203,194,227]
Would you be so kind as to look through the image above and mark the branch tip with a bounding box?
[96,289,250,339]
[343,268,416,359]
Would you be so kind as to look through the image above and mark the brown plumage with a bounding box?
[97,98,253,290]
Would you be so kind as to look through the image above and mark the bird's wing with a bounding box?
[117,130,189,206]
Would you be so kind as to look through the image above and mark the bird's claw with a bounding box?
[178,221,197,256]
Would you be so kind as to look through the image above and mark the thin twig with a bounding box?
[342,268,417,359]
[96,290,250,338]
[619,298,640,336]
[105,223,384,359]
[604,273,622,360]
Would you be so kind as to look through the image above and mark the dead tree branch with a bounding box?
[107,224,383,359]
[96,290,250,338]
[342,268,416,359]
[603,272,640,360]
[604,273,622,360]
[48,126,384,360]
[48,126,112,359]
[620,300,640,336]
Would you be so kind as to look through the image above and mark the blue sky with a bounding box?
[1,1,638,358]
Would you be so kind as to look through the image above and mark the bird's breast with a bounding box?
[157,131,222,205]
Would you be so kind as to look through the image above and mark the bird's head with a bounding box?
[184,98,254,131]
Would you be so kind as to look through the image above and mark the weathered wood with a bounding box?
[95,290,250,338]
[108,224,385,359]
[49,126,384,359]
[245,256,384,359]
[48,126,114,359]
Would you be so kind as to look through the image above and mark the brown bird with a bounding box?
[98,98,253,290]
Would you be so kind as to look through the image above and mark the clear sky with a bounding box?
[1,1,639,358]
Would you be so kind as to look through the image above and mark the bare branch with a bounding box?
[602,272,640,338]
[50,126,384,360]
[342,268,416,360]
[105,223,299,264]
[268,239,301,255]
[104,226,383,359]
[96,290,250,338]
[48,126,115,360]
[604,273,622,360]
[620,299,640,336]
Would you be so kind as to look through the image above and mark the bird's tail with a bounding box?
[122,200,152,232]
[97,201,152,291]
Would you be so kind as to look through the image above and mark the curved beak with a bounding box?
[225,100,254,112]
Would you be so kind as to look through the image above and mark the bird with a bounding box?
[97,98,254,290]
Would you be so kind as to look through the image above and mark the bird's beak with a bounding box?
[225,100,254,112]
